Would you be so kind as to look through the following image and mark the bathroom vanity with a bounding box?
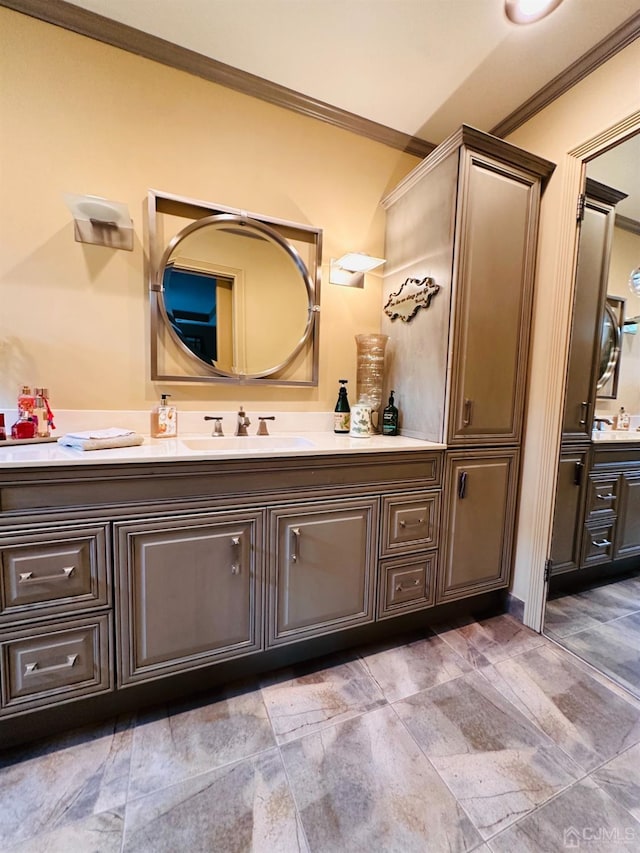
[0,436,519,745]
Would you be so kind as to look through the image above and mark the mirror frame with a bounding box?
[596,295,624,398]
[149,189,322,386]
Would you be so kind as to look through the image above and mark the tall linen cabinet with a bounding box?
[381,126,554,604]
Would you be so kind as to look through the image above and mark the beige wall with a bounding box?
[505,39,640,613]
[0,8,418,412]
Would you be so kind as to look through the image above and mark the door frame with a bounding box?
[521,109,640,632]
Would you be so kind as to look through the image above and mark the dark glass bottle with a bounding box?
[382,390,399,436]
[334,379,351,433]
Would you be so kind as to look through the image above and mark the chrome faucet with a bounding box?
[593,417,613,431]
[235,407,251,436]
[204,416,224,436]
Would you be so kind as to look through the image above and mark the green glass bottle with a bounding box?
[334,379,351,433]
[382,390,399,436]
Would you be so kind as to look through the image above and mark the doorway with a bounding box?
[543,131,640,699]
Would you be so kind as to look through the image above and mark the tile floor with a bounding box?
[544,571,640,699]
[2,613,640,852]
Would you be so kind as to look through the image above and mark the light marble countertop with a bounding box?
[0,431,445,469]
[591,430,640,442]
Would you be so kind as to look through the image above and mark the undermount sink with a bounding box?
[180,435,316,452]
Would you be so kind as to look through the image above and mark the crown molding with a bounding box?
[616,214,640,236]
[2,0,638,156]
[491,10,640,139]
[0,0,435,159]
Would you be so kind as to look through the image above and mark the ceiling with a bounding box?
[57,0,639,145]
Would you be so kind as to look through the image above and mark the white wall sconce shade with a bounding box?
[504,0,564,25]
[329,252,386,288]
[63,192,133,250]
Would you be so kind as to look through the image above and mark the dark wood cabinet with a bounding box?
[614,471,640,560]
[115,511,263,686]
[438,449,519,602]
[549,445,589,576]
[561,179,627,442]
[382,126,553,447]
[268,499,377,646]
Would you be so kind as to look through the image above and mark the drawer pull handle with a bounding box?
[399,517,425,529]
[291,527,301,563]
[18,566,75,584]
[395,578,421,592]
[596,493,616,501]
[593,538,612,548]
[230,536,241,575]
[24,654,78,676]
[463,398,473,427]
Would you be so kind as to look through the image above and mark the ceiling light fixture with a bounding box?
[504,0,564,25]
[329,253,386,288]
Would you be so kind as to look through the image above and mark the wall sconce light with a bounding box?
[63,192,133,251]
[329,253,386,288]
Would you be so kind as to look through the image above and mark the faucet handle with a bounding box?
[204,416,224,436]
[257,416,275,436]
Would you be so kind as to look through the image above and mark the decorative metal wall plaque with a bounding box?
[383,276,440,322]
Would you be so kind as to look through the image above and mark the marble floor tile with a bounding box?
[480,644,640,771]
[358,629,472,702]
[0,716,133,847]
[575,580,640,622]
[488,778,640,852]
[543,593,605,639]
[559,611,640,699]
[591,741,640,822]
[394,671,581,839]
[260,654,386,745]
[280,704,482,853]
[128,680,276,799]
[433,613,547,667]
[123,747,307,853]
[2,809,125,853]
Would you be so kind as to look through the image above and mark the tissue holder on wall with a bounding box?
[63,193,133,251]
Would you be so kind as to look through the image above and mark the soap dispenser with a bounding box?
[334,379,351,433]
[151,393,177,438]
[382,390,399,436]
[617,406,630,431]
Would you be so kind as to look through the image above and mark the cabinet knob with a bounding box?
[24,653,78,676]
[458,470,468,499]
[593,538,611,548]
[579,401,590,426]
[398,517,424,529]
[596,493,616,501]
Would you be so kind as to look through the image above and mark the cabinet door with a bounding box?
[438,451,518,602]
[615,472,640,560]
[562,181,622,441]
[268,499,377,646]
[549,446,588,575]
[115,511,262,686]
[448,151,540,445]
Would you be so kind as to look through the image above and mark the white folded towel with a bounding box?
[62,428,135,440]
[58,429,144,451]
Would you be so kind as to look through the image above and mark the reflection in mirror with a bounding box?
[149,191,322,385]
[596,298,623,396]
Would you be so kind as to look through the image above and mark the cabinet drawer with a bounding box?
[381,492,440,557]
[581,520,616,567]
[585,476,618,521]
[378,554,436,619]
[0,525,109,625]
[0,614,112,716]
